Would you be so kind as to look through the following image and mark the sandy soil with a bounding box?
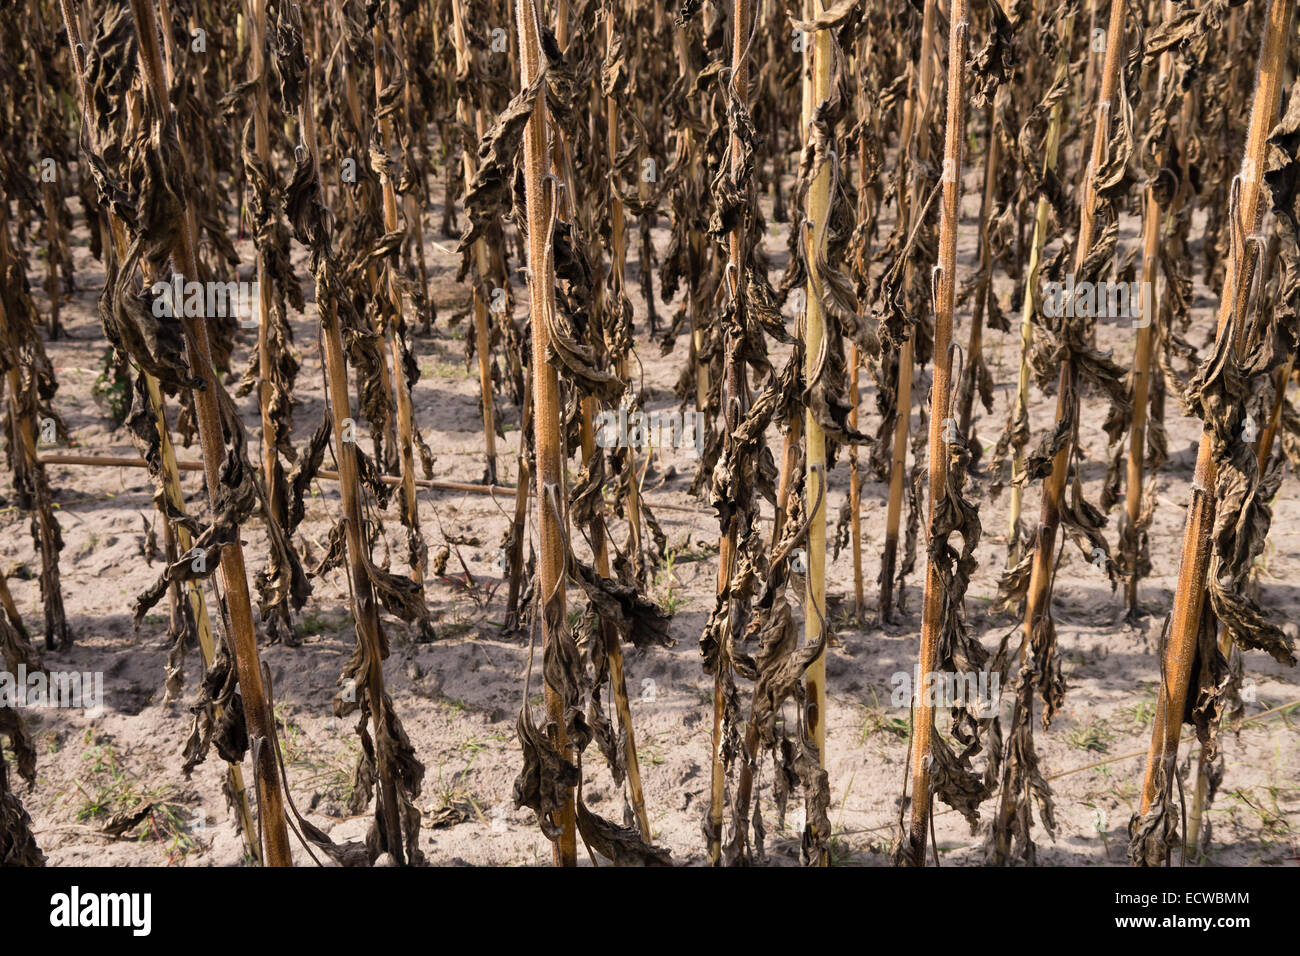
[3,168,1298,868]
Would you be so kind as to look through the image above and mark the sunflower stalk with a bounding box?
[1133,0,1296,866]
[122,0,293,866]
[514,0,577,867]
[451,0,499,486]
[0,197,68,654]
[905,0,970,868]
[1006,10,1075,565]
[372,5,427,588]
[799,0,834,866]
[1121,1,1175,620]
[880,0,938,624]
[56,1,260,863]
